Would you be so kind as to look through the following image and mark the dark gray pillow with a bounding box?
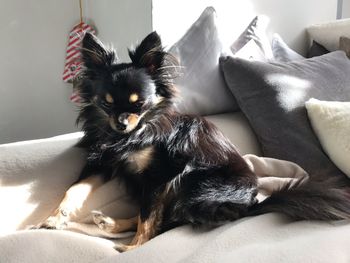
[220,51,350,179]
[169,7,238,115]
[307,40,329,58]
[271,34,304,62]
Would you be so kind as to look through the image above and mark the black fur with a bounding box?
[75,32,350,237]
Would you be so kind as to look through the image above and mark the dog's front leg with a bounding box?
[114,187,171,252]
[114,212,160,252]
[34,174,104,229]
[92,211,138,234]
[114,188,168,253]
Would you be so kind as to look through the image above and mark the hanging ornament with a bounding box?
[62,0,96,103]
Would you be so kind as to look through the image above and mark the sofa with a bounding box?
[1,117,349,263]
[1,7,350,263]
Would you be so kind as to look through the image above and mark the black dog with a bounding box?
[36,32,350,252]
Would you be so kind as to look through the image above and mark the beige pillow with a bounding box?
[339,36,350,58]
[305,98,350,178]
[307,18,350,51]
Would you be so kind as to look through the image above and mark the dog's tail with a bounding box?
[248,178,350,220]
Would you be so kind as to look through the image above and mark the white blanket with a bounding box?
[0,134,350,263]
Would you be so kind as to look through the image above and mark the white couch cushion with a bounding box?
[0,133,138,235]
[205,112,261,155]
[0,230,117,263]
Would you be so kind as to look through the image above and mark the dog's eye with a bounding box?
[129,93,139,104]
[105,93,114,103]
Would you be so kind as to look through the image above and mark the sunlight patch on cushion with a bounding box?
[0,183,38,235]
[267,74,311,112]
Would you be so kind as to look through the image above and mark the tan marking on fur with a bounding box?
[59,175,104,216]
[127,146,155,173]
[110,217,138,232]
[38,175,104,228]
[131,216,155,245]
[129,93,139,103]
[121,110,150,133]
[116,113,141,133]
[116,191,167,252]
[117,215,158,251]
[128,114,139,125]
[105,93,114,103]
[93,212,138,233]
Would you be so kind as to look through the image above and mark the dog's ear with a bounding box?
[81,33,116,69]
[129,31,164,73]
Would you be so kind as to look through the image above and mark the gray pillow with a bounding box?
[169,7,238,115]
[231,15,273,60]
[220,51,350,180]
[271,34,304,62]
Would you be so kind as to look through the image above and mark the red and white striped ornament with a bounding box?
[62,22,96,103]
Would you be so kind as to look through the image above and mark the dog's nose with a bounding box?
[117,113,129,130]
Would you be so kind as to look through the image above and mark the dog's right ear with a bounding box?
[128,31,164,74]
[81,33,116,69]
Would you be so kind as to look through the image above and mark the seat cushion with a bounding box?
[205,112,261,155]
[0,230,117,263]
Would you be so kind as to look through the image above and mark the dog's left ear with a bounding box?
[129,31,163,73]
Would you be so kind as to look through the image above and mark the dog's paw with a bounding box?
[91,210,115,232]
[31,215,68,230]
[113,243,138,253]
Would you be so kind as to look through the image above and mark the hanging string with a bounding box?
[79,0,83,24]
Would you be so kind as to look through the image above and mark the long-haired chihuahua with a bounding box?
[35,32,350,252]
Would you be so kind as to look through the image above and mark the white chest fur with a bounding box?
[126,146,155,173]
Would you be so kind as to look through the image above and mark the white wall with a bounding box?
[0,0,339,143]
[0,0,152,144]
[84,0,152,61]
[153,0,338,55]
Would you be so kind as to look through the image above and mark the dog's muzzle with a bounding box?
[117,113,130,131]
[109,112,140,133]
